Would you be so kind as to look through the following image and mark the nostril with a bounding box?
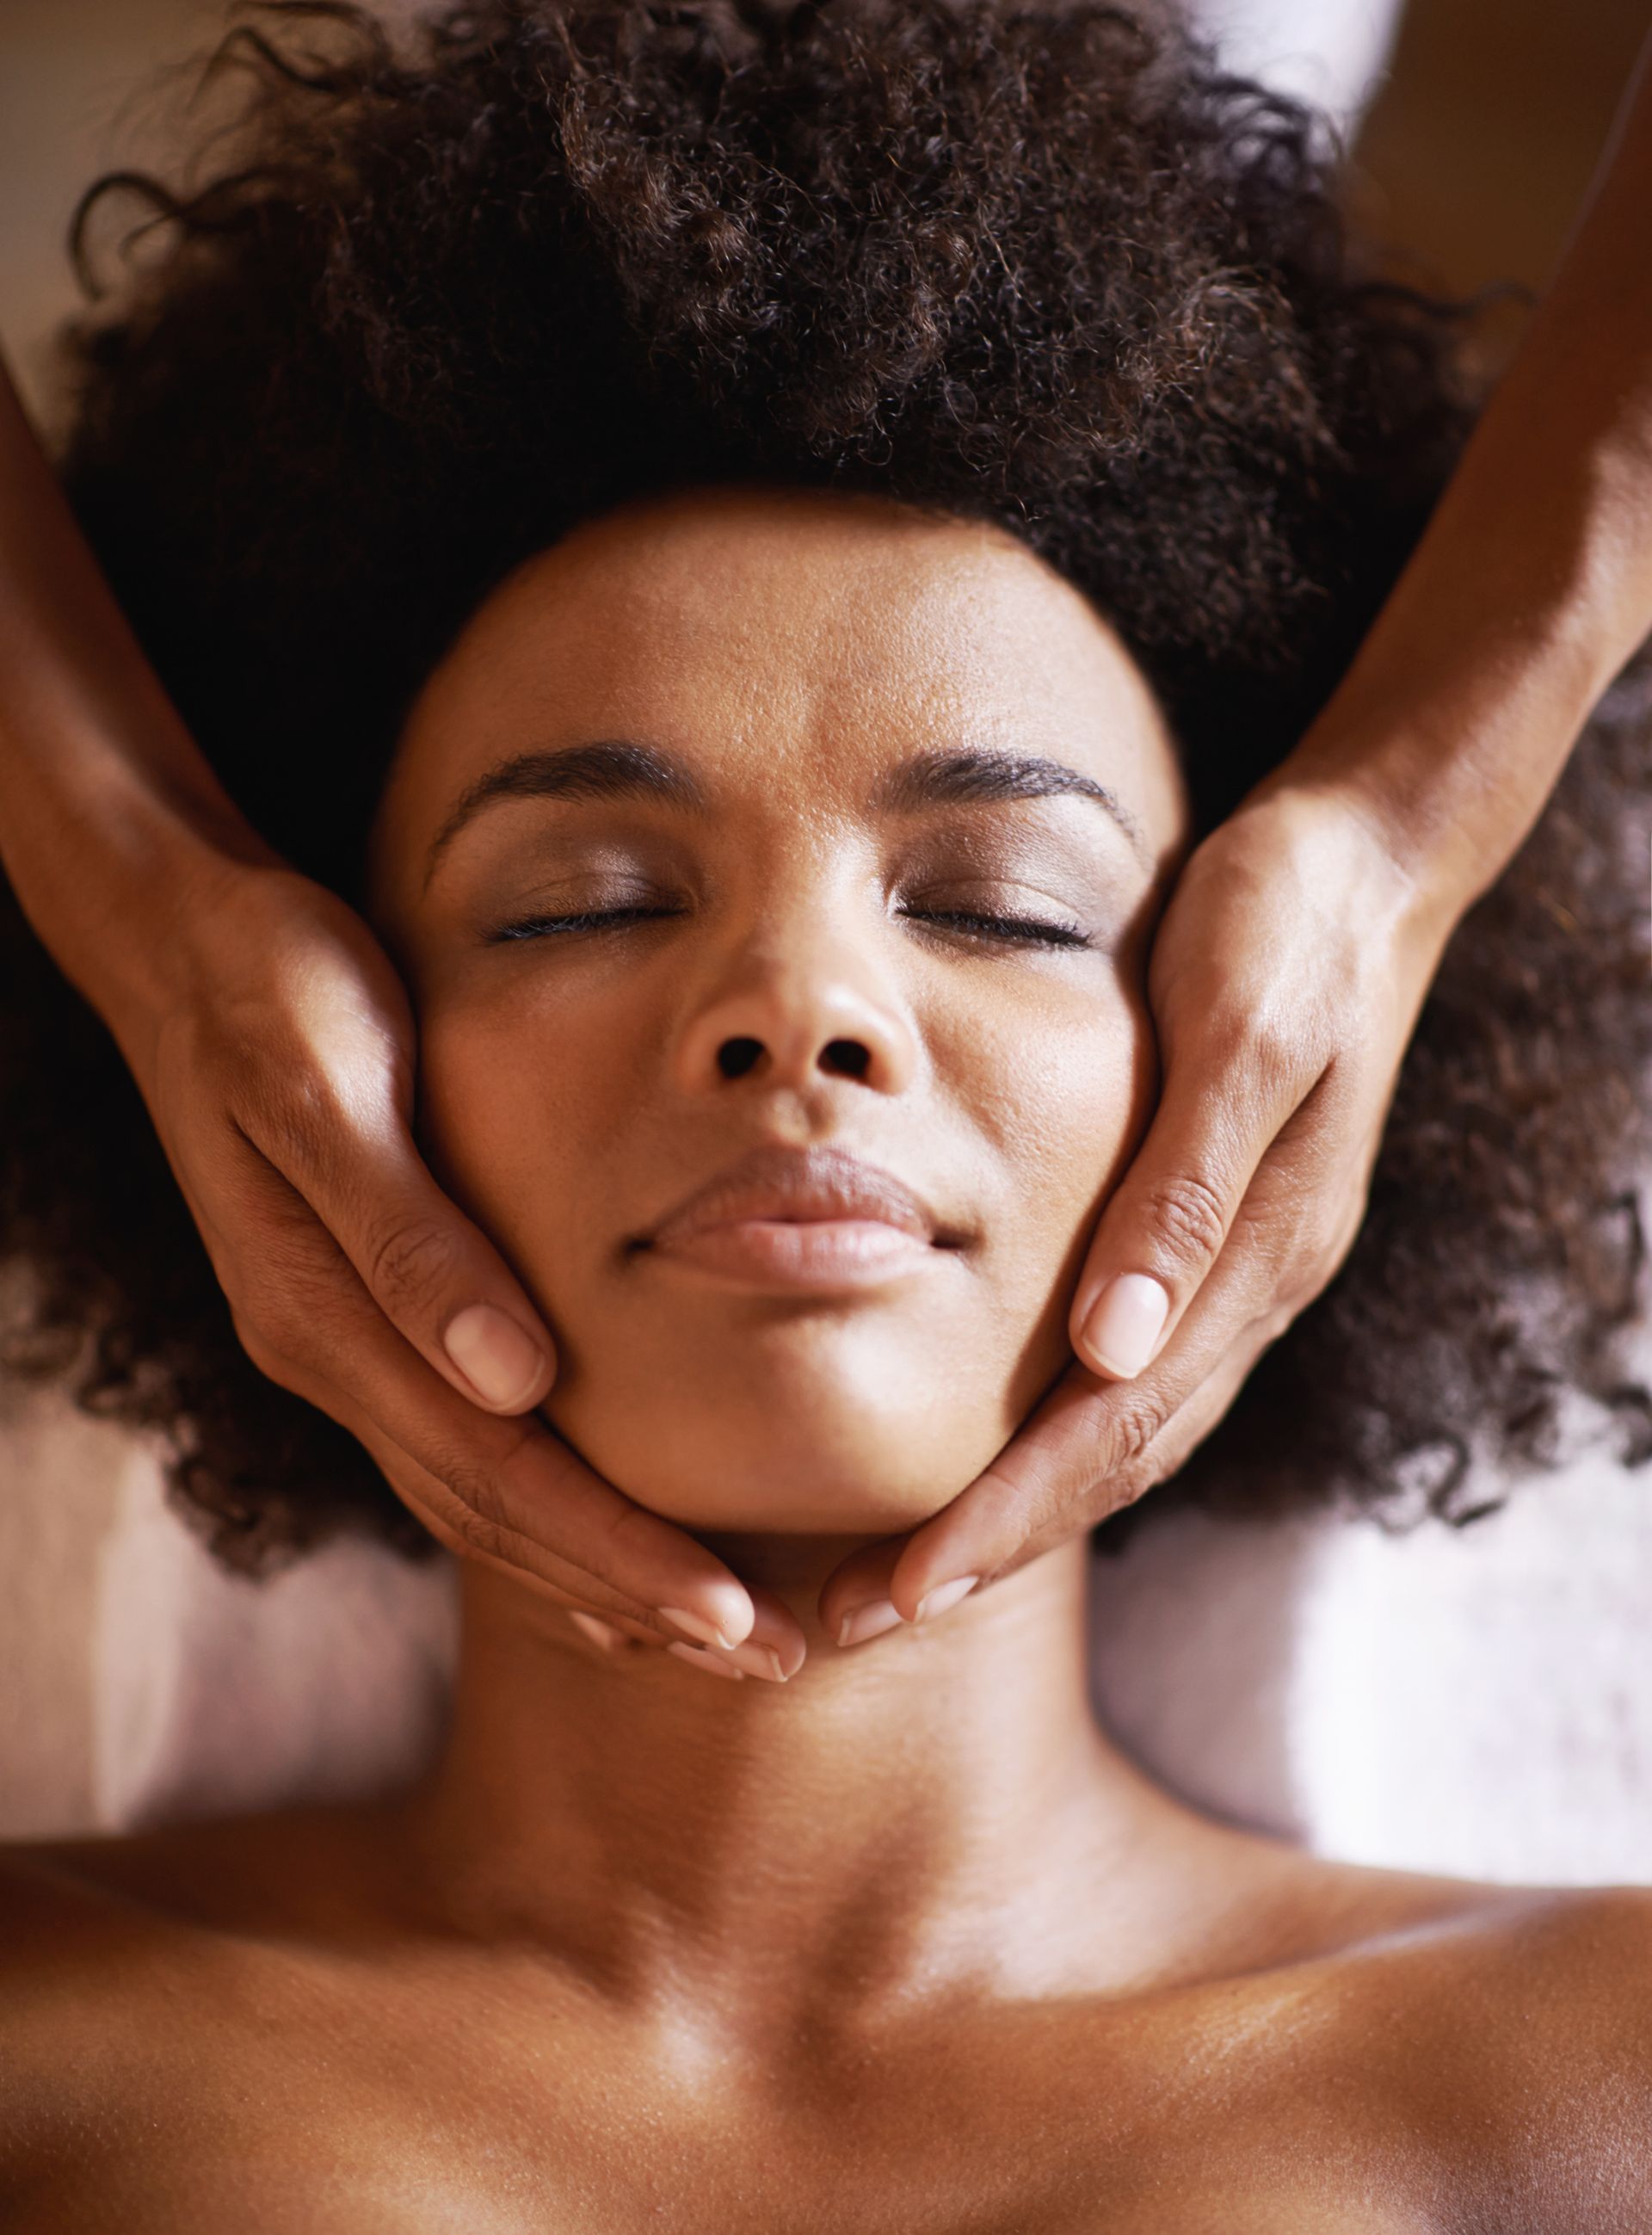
[821,1039,872,1080]
[717,1035,766,1081]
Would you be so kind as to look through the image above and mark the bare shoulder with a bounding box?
[0,1819,277,2059]
[1148,1846,1652,2232]
[1343,1881,1652,2234]
[0,1827,199,1982]
[1457,1884,1652,2098]
[1,1800,393,1943]
[0,1833,207,2215]
[0,1817,367,2125]
[0,1811,422,2234]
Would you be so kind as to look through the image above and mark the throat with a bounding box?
[386,1535,1219,2030]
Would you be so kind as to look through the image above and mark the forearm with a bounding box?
[1289,30,1652,910]
[0,355,274,1014]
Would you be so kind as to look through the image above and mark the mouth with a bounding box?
[632,1144,965,1293]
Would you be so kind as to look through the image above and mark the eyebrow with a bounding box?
[878,749,1149,861]
[423,738,1149,886]
[423,741,706,886]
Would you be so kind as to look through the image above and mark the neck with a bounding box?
[392,1534,1225,2040]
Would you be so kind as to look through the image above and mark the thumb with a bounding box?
[1070,1050,1298,1381]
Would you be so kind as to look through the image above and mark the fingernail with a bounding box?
[660,1607,739,1652]
[667,1641,746,1682]
[1079,1274,1168,1380]
[444,1304,549,1409]
[568,1610,626,1653]
[663,1616,785,1679]
[837,1599,903,1649]
[914,1575,979,1625]
[723,1639,788,1682]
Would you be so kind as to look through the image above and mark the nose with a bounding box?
[671,929,917,1100]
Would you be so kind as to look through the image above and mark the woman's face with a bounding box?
[373,489,1188,1534]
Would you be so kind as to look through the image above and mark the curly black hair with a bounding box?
[1,0,1647,1574]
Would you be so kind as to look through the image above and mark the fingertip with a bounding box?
[884,1554,938,1628]
[913,1573,979,1625]
[659,1584,755,1652]
[1076,1273,1168,1380]
[443,1302,555,1411]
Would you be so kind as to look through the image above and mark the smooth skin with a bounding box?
[3,492,1649,2234]
[1,34,1649,1658]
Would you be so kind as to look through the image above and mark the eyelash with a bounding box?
[488,904,1090,951]
[896,905,1090,949]
[490,906,675,942]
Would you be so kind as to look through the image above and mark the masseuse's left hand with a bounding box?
[819,19,1652,1643]
[819,775,1459,1635]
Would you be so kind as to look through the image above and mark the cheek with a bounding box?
[412,972,644,1319]
[935,968,1159,1405]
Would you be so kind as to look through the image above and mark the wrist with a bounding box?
[1236,765,1476,984]
[1280,610,1609,919]
[4,750,276,1042]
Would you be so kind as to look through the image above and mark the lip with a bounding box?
[633,1144,959,1292]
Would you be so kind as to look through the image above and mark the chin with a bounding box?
[546,1344,1017,1535]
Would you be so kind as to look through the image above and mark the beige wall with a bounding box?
[1,0,224,418]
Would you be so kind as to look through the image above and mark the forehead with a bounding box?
[383,488,1185,850]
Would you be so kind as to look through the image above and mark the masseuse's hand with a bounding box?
[108,846,799,1671]
[818,779,1458,1637]
[1,356,794,1670]
[820,21,1652,1643]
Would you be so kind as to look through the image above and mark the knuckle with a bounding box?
[1097,1417,1179,1513]
[227,1300,308,1390]
[231,1059,336,1164]
[1243,1005,1310,1090]
[426,1459,517,1565]
[1109,1396,1168,1474]
[1083,1389,1168,1482]
[1203,1001,1258,1071]
[1267,1198,1357,1307]
[362,1213,459,1324]
[1252,1299,1298,1354]
[452,1507,516,1568]
[403,1472,510,1567]
[425,1419,536,1549]
[231,1256,351,1368]
[440,1454,513,1540]
[1139,1170,1230,1273]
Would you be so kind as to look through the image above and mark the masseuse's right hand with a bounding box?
[99,842,797,1670]
[1,356,798,1676]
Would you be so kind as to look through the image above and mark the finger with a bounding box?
[867,1236,1290,1623]
[817,1538,909,1651]
[239,1097,558,1417]
[218,1198,774,1652]
[1068,1034,1317,1382]
[361,1412,809,1680]
[351,1405,804,1676]
[354,1406,669,1632]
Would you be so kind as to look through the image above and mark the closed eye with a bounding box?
[485,903,1091,947]
[487,904,686,942]
[898,904,1091,949]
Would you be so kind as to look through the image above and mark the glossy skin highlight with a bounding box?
[374,490,1189,1534]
